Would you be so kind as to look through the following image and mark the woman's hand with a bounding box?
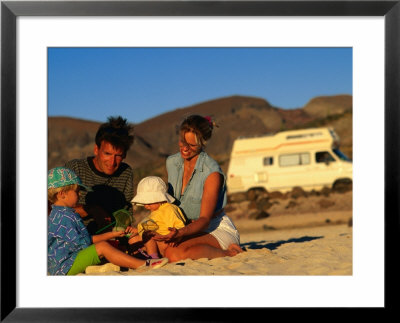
[152,227,183,246]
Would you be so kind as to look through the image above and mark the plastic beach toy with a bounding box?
[96,207,134,237]
[140,218,159,232]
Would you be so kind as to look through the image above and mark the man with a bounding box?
[65,116,134,235]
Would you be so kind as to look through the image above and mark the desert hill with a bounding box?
[48,94,352,186]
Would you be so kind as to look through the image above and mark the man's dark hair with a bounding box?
[95,116,134,155]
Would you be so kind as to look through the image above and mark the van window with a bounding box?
[332,148,351,161]
[263,157,273,166]
[316,151,335,163]
[279,153,310,167]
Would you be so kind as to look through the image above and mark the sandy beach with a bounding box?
[79,208,352,276]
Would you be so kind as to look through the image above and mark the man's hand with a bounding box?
[74,204,88,218]
[124,226,138,238]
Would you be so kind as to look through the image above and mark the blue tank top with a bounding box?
[166,151,227,220]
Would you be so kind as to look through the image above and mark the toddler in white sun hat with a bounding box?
[129,176,188,259]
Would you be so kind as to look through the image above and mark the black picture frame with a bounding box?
[1,0,398,321]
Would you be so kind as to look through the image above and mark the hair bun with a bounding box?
[204,116,218,129]
[204,116,213,129]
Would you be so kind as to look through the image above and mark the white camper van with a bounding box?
[226,127,352,193]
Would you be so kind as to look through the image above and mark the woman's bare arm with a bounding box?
[154,172,223,241]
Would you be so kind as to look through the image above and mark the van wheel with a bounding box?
[247,187,267,201]
[332,179,352,193]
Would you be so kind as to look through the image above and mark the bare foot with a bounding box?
[226,243,245,257]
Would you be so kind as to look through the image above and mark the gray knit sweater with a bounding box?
[65,157,134,213]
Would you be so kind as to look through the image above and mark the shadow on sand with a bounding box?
[241,235,324,251]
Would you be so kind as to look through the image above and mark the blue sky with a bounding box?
[48,47,352,124]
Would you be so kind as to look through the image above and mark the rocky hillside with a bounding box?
[48,94,352,187]
[226,182,352,221]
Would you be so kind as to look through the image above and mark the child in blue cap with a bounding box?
[48,167,168,275]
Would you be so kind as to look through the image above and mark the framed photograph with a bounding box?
[1,0,398,320]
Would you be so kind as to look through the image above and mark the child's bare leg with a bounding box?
[95,241,145,269]
[144,239,159,258]
[128,233,141,245]
[157,241,169,258]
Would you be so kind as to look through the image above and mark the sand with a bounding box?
[79,210,352,276]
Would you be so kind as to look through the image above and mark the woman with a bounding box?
[153,115,243,262]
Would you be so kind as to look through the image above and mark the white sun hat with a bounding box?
[131,176,175,205]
